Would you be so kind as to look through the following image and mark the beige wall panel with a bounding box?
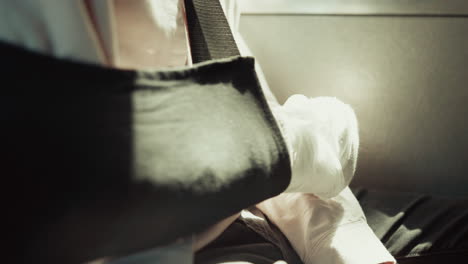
[240,15,468,196]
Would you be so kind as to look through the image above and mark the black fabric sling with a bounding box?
[1,1,291,263]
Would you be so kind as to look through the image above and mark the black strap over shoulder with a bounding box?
[184,0,240,63]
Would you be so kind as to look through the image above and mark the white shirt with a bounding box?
[258,187,395,264]
[0,1,395,264]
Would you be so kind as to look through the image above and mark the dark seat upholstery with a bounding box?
[353,187,468,264]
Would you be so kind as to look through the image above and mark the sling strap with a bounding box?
[184,0,240,63]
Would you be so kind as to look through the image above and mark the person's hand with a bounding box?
[272,95,359,198]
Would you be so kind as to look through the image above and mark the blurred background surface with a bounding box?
[239,0,468,196]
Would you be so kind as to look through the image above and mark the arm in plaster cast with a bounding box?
[195,1,358,252]
[273,95,359,198]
